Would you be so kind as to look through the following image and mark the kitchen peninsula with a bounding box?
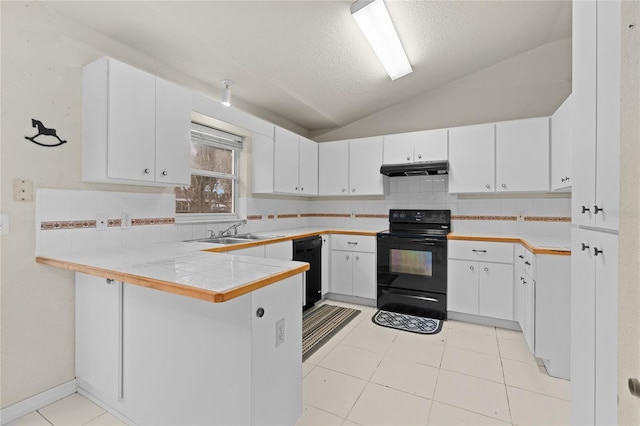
[36,242,309,425]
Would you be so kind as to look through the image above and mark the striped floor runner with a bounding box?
[302,304,361,361]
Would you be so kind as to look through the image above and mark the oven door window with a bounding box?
[390,249,433,276]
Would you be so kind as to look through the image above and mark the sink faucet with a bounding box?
[219,221,244,236]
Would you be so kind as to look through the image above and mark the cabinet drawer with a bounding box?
[448,240,513,264]
[331,235,376,253]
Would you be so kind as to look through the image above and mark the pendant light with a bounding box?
[221,79,234,107]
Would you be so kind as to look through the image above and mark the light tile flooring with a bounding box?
[9,301,570,426]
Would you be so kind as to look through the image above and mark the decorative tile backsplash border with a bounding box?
[246,213,570,222]
[40,217,175,231]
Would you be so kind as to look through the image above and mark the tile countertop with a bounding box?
[35,227,384,304]
[448,233,571,255]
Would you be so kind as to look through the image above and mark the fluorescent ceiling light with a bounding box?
[351,0,412,80]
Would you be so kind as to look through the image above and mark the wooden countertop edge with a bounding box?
[447,234,571,256]
[203,229,379,253]
[36,256,310,303]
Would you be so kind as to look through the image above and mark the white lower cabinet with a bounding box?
[330,235,376,299]
[321,234,330,296]
[448,241,514,320]
[265,241,293,261]
[75,272,303,425]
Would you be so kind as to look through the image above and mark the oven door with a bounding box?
[377,233,447,294]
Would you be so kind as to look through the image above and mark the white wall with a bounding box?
[311,39,571,141]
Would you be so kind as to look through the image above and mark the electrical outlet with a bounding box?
[121,213,132,230]
[350,210,356,219]
[96,213,108,231]
[517,212,525,222]
[275,318,285,347]
[273,212,278,220]
[262,211,268,221]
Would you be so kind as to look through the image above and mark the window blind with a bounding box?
[191,122,244,151]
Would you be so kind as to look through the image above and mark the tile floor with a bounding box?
[9,301,570,426]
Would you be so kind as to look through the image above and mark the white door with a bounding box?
[594,0,621,231]
[251,131,275,194]
[572,0,597,226]
[352,252,376,299]
[319,141,349,196]
[448,124,495,193]
[273,127,299,194]
[412,129,448,162]
[382,133,415,164]
[299,136,318,195]
[478,262,514,320]
[447,259,478,314]
[330,251,353,295]
[495,117,550,192]
[107,59,156,182]
[349,137,383,195]
[155,78,191,186]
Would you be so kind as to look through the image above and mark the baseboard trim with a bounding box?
[325,293,376,307]
[1,379,77,425]
[447,311,520,330]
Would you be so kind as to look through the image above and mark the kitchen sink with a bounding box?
[188,234,285,245]
[232,234,284,240]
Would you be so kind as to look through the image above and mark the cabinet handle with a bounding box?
[417,154,422,159]
[295,187,298,191]
[256,307,265,318]
[594,205,604,214]
[355,256,359,261]
[352,188,356,192]
[406,156,411,161]
[524,261,531,265]
[628,378,640,398]
[485,184,491,189]
[484,267,489,272]
[144,168,151,174]
[581,205,590,214]
[162,170,168,176]
[581,243,590,251]
[106,278,114,285]
[518,255,524,259]
[522,279,527,285]
[347,242,358,245]
[469,266,474,271]
[301,187,304,191]
[501,183,506,188]
[346,255,350,260]
[593,247,603,256]
[342,188,346,193]
[472,249,487,253]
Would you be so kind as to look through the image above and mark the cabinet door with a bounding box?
[252,275,303,425]
[349,136,383,195]
[412,129,448,162]
[330,251,353,295]
[155,78,191,185]
[594,0,621,231]
[265,241,292,261]
[273,127,300,194]
[551,95,573,190]
[382,133,415,164]
[572,0,597,227]
[319,141,349,196]
[76,274,122,405]
[352,252,376,299]
[321,235,330,296]
[251,131,275,194]
[478,263,513,320]
[571,227,596,425]
[523,276,535,354]
[299,136,318,195]
[495,117,550,192]
[447,259,478,314]
[448,124,495,193]
[513,245,527,326]
[107,59,156,182]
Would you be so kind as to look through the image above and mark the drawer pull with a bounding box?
[472,249,487,253]
[581,243,590,251]
[347,242,358,245]
[524,261,531,266]
[518,255,524,259]
[484,267,489,272]
[593,247,603,256]
[469,266,474,271]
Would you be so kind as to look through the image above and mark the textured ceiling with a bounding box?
[41,0,572,132]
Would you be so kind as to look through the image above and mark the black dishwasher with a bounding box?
[293,235,322,311]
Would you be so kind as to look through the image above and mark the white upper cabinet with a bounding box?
[82,57,191,187]
[448,123,495,193]
[299,136,319,195]
[251,130,275,194]
[318,140,349,196]
[349,136,384,195]
[551,95,573,191]
[273,128,318,196]
[572,0,620,231]
[495,117,550,192]
[383,129,448,164]
[273,127,301,194]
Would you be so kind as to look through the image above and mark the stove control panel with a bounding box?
[389,209,450,224]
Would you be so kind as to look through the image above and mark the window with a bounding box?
[175,123,244,217]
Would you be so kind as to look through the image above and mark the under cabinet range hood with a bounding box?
[380,160,449,177]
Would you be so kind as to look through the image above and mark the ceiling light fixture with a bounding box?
[221,79,233,107]
[350,0,412,81]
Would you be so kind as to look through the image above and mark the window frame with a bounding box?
[175,124,243,223]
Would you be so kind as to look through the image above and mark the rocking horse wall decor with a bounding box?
[24,119,67,147]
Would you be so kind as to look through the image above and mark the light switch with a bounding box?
[13,179,33,201]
